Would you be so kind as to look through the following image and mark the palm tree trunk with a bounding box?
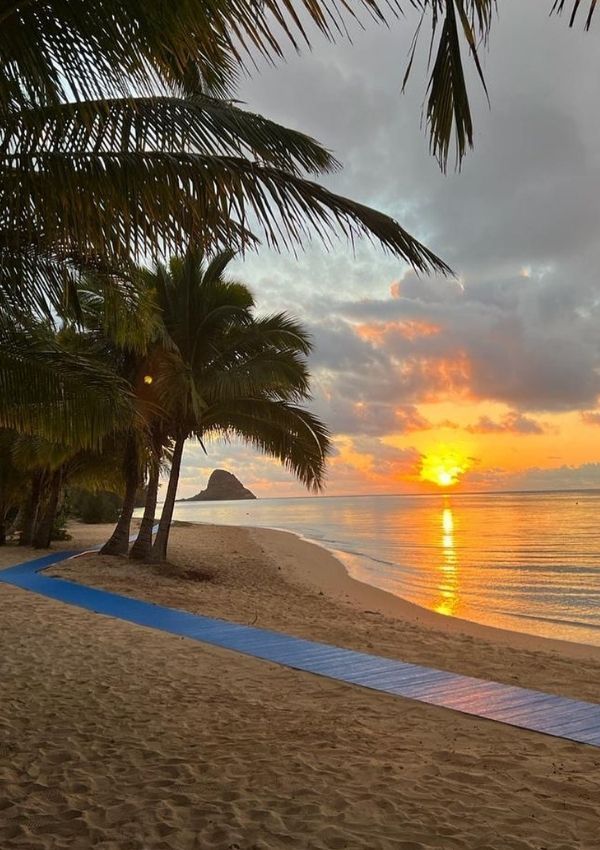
[19,469,43,546]
[150,434,185,563]
[129,461,160,561]
[100,434,139,556]
[32,468,62,549]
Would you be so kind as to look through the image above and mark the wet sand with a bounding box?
[0,522,598,849]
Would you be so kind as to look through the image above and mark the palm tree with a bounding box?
[0,430,24,544]
[98,432,144,556]
[0,2,452,322]
[125,248,330,562]
[0,275,158,549]
[71,276,161,556]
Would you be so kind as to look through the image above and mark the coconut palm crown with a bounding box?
[123,247,331,561]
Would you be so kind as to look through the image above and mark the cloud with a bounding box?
[465,412,546,435]
[581,411,600,426]
[330,437,422,489]
[317,399,432,437]
[173,4,600,497]
[322,270,600,411]
[511,463,600,492]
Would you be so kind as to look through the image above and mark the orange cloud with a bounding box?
[581,411,600,426]
[399,352,473,401]
[355,319,441,344]
[330,437,422,487]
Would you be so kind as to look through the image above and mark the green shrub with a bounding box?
[70,489,122,524]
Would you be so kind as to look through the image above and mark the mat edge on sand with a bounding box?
[1,546,599,749]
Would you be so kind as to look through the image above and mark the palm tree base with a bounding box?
[99,538,130,556]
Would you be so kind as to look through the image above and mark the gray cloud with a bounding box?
[177,3,600,496]
[464,412,546,435]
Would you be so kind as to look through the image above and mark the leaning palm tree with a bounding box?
[126,248,330,562]
[70,273,163,556]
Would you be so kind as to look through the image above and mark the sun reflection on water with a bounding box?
[435,505,459,617]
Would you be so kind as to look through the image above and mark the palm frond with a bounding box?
[200,398,331,491]
[0,0,405,112]
[76,271,161,354]
[2,152,451,273]
[248,313,313,356]
[551,0,598,29]
[1,94,339,176]
[0,322,136,448]
[200,347,313,405]
[402,0,493,171]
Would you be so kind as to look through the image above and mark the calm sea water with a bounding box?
[167,491,600,646]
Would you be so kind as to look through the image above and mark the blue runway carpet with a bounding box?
[1,546,599,748]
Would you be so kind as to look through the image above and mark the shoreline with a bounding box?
[246,523,600,663]
[43,521,600,702]
[2,517,598,664]
[3,520,600,847]
[168,517,600,662]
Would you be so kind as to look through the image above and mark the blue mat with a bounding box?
[1,544,599,748]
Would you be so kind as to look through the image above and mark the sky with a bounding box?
[178,0,600,499]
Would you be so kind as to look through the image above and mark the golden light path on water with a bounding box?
[166,491,600,646]
[435,506,459,617]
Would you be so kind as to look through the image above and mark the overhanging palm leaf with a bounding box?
[0,322,136,447]
[200,399,330,491]
[0,0,405,111]
[1,1,457,321]
[1,95,339,176]
[0,0,593,177]
[3,152,451,270]
[551,0,598,28]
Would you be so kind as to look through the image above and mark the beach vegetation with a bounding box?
[0,0,454,555]
[0,246,330,561]
[127,247,331,562]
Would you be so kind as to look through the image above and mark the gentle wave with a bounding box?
[160,490,600,647]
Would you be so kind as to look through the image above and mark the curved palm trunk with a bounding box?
[129,461,160,561]
[19,470,44,546]
[150,434,185,563]
[100,434,139,556]
[32,468,62,549]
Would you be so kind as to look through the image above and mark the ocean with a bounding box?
[167,490,600,647]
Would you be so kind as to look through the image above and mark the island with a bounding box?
[182,469,256,501]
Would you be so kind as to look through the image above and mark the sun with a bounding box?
[437,469,454,487]
[420,447,471,488]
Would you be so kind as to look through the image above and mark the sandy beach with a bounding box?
[1,521,599,849]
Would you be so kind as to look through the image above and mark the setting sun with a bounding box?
[420,448,471,488]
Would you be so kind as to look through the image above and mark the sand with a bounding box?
[1,521,599,849]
